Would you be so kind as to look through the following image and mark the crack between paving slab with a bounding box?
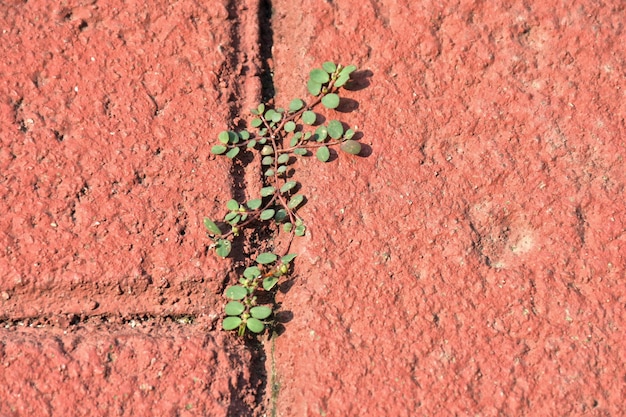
[0,313,198,330]
[222,1,276,416]
[255,3,282,417]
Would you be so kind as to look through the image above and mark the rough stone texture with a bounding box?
[1,0,625,415]
[0,323,256,417]
[0,0,264,415]
[269,0,626,415]
[0,0,238,318]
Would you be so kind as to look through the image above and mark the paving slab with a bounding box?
[1,0,265,414]
[0,323,256,417]
[268,0,626,415]
[0,0,243,319]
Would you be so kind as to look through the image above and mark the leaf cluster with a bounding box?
[204,62,362,336]
[222,253,296,336]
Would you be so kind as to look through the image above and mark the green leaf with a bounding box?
[281,253,297,263]
[251,306,272,320]
[283,222,293,232]
[339,64,357,77]
[244,266,262,279]
[225,301,245,316]
[307,80,322,96]
[256,252,278,264]
[264,169,275,177]
[274,209,288,222]
[203,218,221,235]
[265,109,281,123]
[295,225,306,236]
[340,139,362,155]
[257,103,265,114]
[251,118,263,128]
[322,61,337,73]
[226,199,240,211]
[262,156,274,165]
[260,186,275,197]
[316,146,330,162]
[218,131,230,144]
[223,316,242,331]
[239,130,250,140]
[247,139,257,148]
[224,212,240,224]
[226,147,240,159]
[263,276,279,291]
[310,68,330,84]
[228,131,239,143]
[246,318,265,333]
[280,181,297,193]
[247,199,262,210]
[334,73,350,88]
[321,93,340,109]
[260,209,275,220]
[327,120,344,139]
[315,125,328,141]
[284,121,296,132]
[277,154,290,164]
[293,148,307,156]
[215,239,231,258]
[343,128,355,139]
[225,285,247,300]
[302,110,316,125]
[289,98,304,112]
[288,194,304,209]
[211,145,227,155]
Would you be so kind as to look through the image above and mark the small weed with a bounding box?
[204,62,364,336]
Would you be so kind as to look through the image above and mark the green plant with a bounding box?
[204,62,363,336]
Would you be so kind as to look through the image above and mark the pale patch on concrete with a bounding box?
[510,230,535,256]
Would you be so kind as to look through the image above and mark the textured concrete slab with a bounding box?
[0,0,237,318]
[268,0,626,415]
[0,323,256,417]
[0,0,265,415]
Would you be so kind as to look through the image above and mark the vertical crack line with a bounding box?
[223,0,259,267]
[251,1,276,413]
[258,0,275,103]
[222,1,274,416]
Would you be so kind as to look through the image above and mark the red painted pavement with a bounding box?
[1,0,625,416]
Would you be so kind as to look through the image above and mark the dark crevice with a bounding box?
[250,2,274,415]
[258,0,275,103]
[0,313,199,329]
[221,0,247,272]
[222,2,276,416]
[575,205,586,244]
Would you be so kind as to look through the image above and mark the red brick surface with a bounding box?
[268,0,626,415]
[0,0,238,318]
[1,0,262,415]
[0,324,254,416]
